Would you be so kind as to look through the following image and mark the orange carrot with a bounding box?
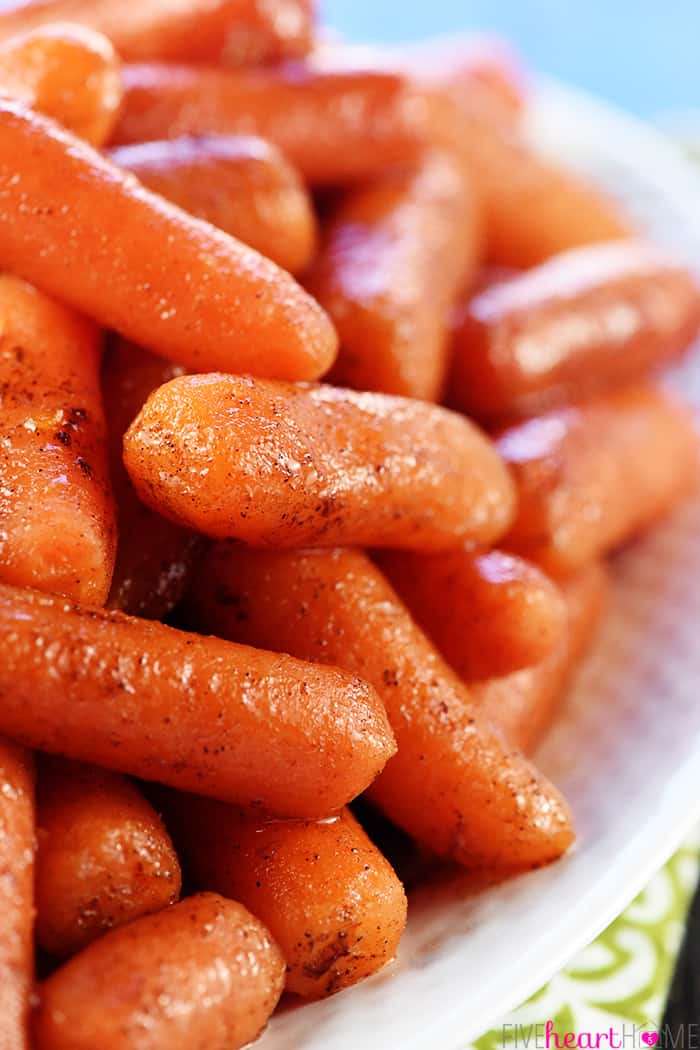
[473,563,608,752]
[0,739,34,1050]
[0,22,122,145]
[187,546,574,870]
[499,384,699,575]
[377,548,566,680]
[448,241,700,423]
[124,374,515,550]
[33,893,286,1050]
[306,149,480,400]
[0,99,336,379]
[427,90,632,267]
[108,136,317,274]
[0,583,395,818]
[165,799,407,998]
[113,63,433,185]
[0,274,115,605]
[0,0,314,65]
[35,757,181,957]
[102,340,199,619]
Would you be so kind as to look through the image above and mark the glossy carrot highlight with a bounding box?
[306,149,480,400]
[499,384,699,575]
[0,22,122,145]
[113,62,434,185]
[35,757,181,957]
[0,99,336,379]
[448,241,700,422]
[0,583,395,817]
[123,373,515,550]
[0,274,115,605]
[33,893,286,1050]
[108,136,317,274]
[187,546,574,870]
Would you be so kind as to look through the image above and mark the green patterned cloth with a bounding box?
[473,829,700,1048]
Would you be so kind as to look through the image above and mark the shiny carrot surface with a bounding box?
[0,0,314,65]
[306,149,480,400]
[103,340,198,619]
[187,546,574,870]
[0,740,34,1050]
[33,893,286,1050]
[0,583,395,817]
[124,373,515,550]
[165,800,407,999]
[113,62,433,185]
[378,548,566,680]
[448,241,700,422]
[0,99,336,379]
[35,757,181,957]
[499,384,699,575]
[473,562,608,753]
[108,135,317,274]
[0,274,115,605]
[0,22,122,145]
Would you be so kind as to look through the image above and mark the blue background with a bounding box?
[323,1,699,118]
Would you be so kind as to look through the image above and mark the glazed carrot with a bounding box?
[448,241,700,423]
[0,99,336,379]
[0,22,121,145]
[0,0,314,65]
[0,739,34,1050]
[124,374,515,550]
[499,384,699,576]
[187,546,574,870]
[305,149,480,400]
[0,274,116,605]
[108,135,317,274]
[427,91,631,267]
[377,549,566,681]
[164,799,407,998]
[113,63,433,185]
[35,757,181,957]
[33,893,285,1050]
[103,340,199,619]
[0,583,395,817]
[315,32,527,125]
[474,563,608,753]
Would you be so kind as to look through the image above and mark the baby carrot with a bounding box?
[0,0,314,65]
[113,63,432,185]
[0,22,122,145]
[0,98,336,379]
[0,583,395,818]
[108,135,317,274]
[33,893,286,1050]
[499,384,699,576]
[0,740,34,1050]
[377,548,566,681]
[187,546,574,870]
[428,90,632,267]
[0,274,116,605]
[306,149,480,400]
[103,340,199,619]
[165,799,407,999]
[123,374,515,550]
[448,241,700,423]
[35,757,181,957]
[473,562,608,752]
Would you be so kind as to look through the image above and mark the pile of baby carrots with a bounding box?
[0,2,698,1047]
